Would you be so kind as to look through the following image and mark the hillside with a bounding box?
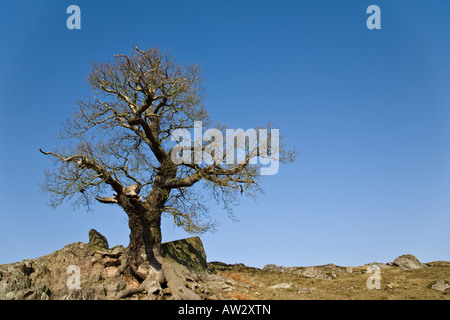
[0,230,448,300]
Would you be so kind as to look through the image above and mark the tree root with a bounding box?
[115,287,146,299]
[114,257,204,300]
[114,274,163,300]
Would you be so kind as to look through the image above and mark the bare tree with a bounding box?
[40,47,296,284]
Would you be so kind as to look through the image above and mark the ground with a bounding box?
[207,261,450,300]
[0,233,448,300]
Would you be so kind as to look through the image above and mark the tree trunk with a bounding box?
[121,183,172,282]
[123,162,176,282]
[127,208,164,281]
[118,183,204,299]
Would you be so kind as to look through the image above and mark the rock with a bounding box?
[88,229,109,250]
[431,280,449,291]
[263,264,336,280]
[386,282,398,290]
[261,262,346,282]
[21,260,34,275]
[300,266,321,278]
[5,291,15,300]
[298,287,316,294]
[104,266,118,278]
[365,262,392,269]
[103,256,121,267]
[315,274,333,280]
[90,284,106,296]
[161,236,207,271]
[393,254,424,271]
[263,264,286,272]
[425,261,450,267]
[222,286,234,292]
[232,263,246,271]
[268,282,293,290]
[41,292,50,300]
[346,267,353,274]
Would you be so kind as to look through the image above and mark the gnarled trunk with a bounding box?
[122,161,176,282]
[127,209,163,281]
[121,184,171,282]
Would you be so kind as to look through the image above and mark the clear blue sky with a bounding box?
[1,0,449,268]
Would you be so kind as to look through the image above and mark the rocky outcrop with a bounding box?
[0,241,123,300]
[262,263,343,280]
[0,232,220,300]
[425,261,450,267]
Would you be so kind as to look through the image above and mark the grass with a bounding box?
[209,263,450,300]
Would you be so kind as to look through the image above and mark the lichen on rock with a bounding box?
[88,229,109,250]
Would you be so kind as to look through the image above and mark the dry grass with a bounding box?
[217,271,259,287]
[210,264,450,300]
[222,292,257,300]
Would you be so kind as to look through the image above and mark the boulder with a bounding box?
[268,282,293,290]
[88,229,109,250]
[300,266,321,278]
[161,236,207,271]
[430,280,449,291]
[262,264,286,273]
[393,254,424,271]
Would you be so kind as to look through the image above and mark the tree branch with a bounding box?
[40,149,124,195]
[95,196,118,204]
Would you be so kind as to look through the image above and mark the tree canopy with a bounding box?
[41,46,296,235]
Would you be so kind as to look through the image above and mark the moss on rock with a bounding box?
[161,236,207,271]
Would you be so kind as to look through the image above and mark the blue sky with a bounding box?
[1,0,449,268]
